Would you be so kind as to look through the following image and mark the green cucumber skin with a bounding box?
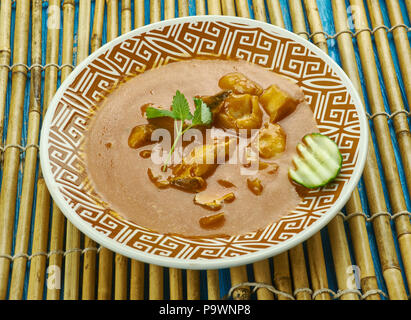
[289,133,343,189]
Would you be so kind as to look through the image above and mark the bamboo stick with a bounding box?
[252,260,274,300]
[0,0,12,141]
[134,0,145,28]
[151,0,161,23]
[130,1,146,302]
[47,205,66,298]
[64,222,82,300]
[206,270,220,300]
[207,0,221,15]
[97,251,113,299]
[26,180,51,299]
[288,0,308,37]
[365,0,411,291]
[46,201,66,298]
[221,0,236,16]
[234,0,248,18]
[302,0,326,50]
[149,264,163,300]
[169,268,183,300]
[178,0,189,17]
[59,0,76,83]
[306,234,331,300]
[113,0,133,301]
[146,8,163,300]
[47,0,76,300]
[121,0,132,33]
[95,0,115,301]
[385,0,411,117]
[406,0,411,21]
[0,0,30,300]
[266,0,284,26]
[164,0,175,22]
[114,254,128,299]
[252,0,266,21]
[64,0,92,300]
[26,0,61,300]
[91,0,105,50]
[130,260,145,299]
[77,0,92,63]
[331,0,407,299]
[187,270,201,300]
[37,0,69,298]
[344,191,380,299]
[230,266,250,300]
[106,0,118,40]
[80,0,99,300]
[327,217,359,300]
[195,0,206,15]
[288,245,311,300]
[348,0,411,295]
[273,252,293,300]
[8,0,42,300]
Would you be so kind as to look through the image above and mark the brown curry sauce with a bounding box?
[83,59,319,237]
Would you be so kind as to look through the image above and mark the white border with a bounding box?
[40,16,368,270]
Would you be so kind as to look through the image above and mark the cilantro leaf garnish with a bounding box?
[145,90,213,170]
[145,107,174,119]
[193,97,212,126]
[171,90,193,120]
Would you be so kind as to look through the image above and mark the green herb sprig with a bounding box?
[145,90,212,170]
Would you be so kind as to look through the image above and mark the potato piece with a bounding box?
[254,123,286,159]
[199,212,225,229]
[217,94,263,130]
[185,140,232,175]
[259,85,299,123]
[128,124,155,149]
[219,72,263,96]
[194,192,235,210]
[247,178,263,195]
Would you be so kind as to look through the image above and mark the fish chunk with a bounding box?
[194,192,235,210]
[169,140,233,192]
[254,123,286,159]
[217,94,263,130]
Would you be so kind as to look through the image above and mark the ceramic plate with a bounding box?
[40,16,368,269]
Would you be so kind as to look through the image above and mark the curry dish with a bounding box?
[83,59,319,237]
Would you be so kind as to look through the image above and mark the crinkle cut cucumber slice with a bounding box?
[289,133,343,189]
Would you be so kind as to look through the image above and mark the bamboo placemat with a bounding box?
[0,0,410,300]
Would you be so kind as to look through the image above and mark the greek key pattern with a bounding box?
[46,21,362,260]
